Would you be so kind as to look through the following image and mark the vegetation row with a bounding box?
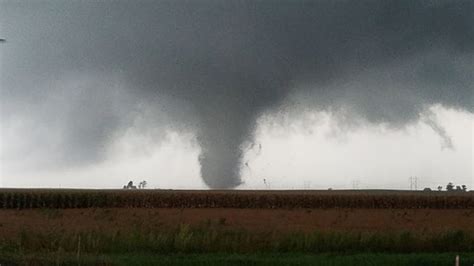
[0,190,473,209]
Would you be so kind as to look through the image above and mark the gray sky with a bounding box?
[0,0,473,189]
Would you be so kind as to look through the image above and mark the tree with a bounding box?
[437,186,443,191]
[446,182,454,192]
[139,180,147,189]
[125,181,137,189]
[462,185,467,192]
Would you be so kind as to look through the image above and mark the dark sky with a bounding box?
[1,0,473,188]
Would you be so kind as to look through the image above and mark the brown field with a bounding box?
[1,189,474,257]
[1,208,474,238]
[1,189,473,238]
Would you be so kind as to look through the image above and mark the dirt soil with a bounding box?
[1,208,473,238]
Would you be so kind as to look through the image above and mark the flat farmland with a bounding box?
[1,189,474,265]
[1,189,473,235]
[1,207,474,237]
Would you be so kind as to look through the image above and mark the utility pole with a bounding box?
[409,177,418,191]
[303,181,311,189]
[352,180,360,190]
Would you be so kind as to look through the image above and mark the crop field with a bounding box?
[1,189,473,209]
[1,189,473,265]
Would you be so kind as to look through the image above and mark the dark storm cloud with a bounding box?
[1,0,473,187]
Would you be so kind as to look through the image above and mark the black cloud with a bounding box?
[1,0,472,187]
